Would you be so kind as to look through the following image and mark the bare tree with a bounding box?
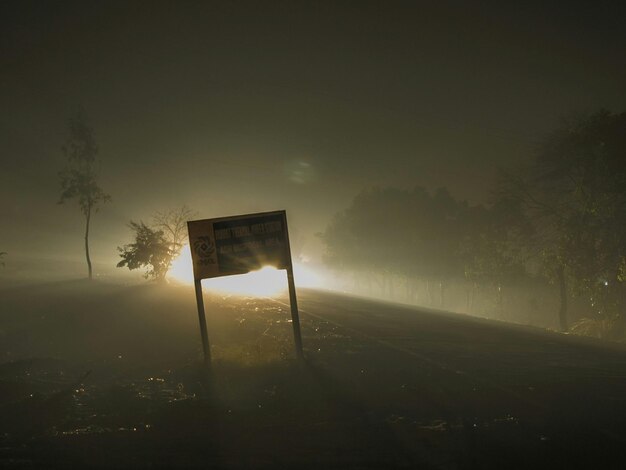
[152,205,196,269]
[59,110,111,280]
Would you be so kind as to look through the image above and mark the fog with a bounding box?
[2,1,626,468]
[3,2,625,270]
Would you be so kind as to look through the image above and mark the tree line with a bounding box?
[319,110,626,339]
[51,108,625,338]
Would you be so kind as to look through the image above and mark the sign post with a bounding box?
[193,279,211,366]
[286,267,303,359]
[187,210,304,365]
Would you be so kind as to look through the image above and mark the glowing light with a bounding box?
[168,244,195,284]
[209,266,287,296]
[292,260,324,288]
[168,244,325,296]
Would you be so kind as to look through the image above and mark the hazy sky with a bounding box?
[2,1,625,272]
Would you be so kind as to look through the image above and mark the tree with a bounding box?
[117,206,196,281]
[498,110,626,333]
[152,205,196,270]
[461,198,529,316]
[58,110,110,280]
[319,186,469,305]
[117,222,172,281]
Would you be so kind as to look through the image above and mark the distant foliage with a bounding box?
[0,252,6,267]
[319,186,519,309]
[322,110,626,339]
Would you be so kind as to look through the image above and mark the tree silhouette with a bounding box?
[117,206,196,282]
[498,110,626,333]
[320,186,470,306]
[58,110,110,280]
[152,205,196,272]
[461,197,528,315]
[117,222,172,281]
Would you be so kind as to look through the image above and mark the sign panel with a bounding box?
[187,210,303,364]
[188,210,291,280]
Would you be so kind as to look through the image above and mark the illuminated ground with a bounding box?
[1,280,626,469]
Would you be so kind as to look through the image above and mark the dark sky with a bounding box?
[1,1,625,271]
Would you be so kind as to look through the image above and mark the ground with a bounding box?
[1,280,626,469]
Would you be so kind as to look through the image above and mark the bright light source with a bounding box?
[168,244,195,284]
[210,266,286,296]
[168,244,324,296]
[292,260,324,288]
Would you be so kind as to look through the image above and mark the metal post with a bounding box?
[281,211,304,360]
[287,266,304,359]
[194,279,211,366]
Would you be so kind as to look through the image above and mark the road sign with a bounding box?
[187,210,303,365]
[188,211,290,279]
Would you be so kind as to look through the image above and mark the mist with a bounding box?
[2,1,626,468]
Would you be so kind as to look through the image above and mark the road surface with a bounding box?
[277,289,626,469]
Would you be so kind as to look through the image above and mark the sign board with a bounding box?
[187,210,303,365]
[188,211,290,280]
